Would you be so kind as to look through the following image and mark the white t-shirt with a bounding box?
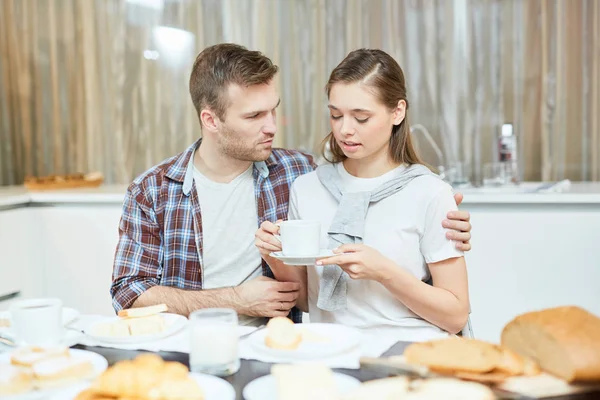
[289,162,464,342]
[193,164,265,327]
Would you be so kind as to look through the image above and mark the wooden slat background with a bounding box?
[0,0,598,185]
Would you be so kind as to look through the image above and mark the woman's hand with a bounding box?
[316,244,392,282]
[254,220,282,258]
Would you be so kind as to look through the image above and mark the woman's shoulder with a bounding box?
[407,170,455,203]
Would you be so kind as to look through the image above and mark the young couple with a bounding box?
[111,43,470,342]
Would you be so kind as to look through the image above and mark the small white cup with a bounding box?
[9,298,64,346]
[275,220,321,257]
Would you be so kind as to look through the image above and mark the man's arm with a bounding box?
[133,277,300,317]
[112,184,300,317]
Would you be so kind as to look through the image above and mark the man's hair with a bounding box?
[189,43,278,122]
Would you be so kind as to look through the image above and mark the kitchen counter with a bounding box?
[1,182,600,209]
[0,185,129,208]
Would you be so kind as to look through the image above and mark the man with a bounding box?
[110,43,472,326]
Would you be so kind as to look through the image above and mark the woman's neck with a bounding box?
[342,149,401,178]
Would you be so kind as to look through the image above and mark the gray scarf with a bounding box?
[316,162,435,311]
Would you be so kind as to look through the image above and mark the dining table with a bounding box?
[73,341,600,400]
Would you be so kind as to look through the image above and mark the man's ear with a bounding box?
[200,109,220,133]
[392,99,406,126]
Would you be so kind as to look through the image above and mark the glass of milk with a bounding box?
[189,308,240,376]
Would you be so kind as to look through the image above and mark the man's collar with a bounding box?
[173,139,278,196]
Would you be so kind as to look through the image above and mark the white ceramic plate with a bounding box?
[50,371,234,400]
[83,313,187,344]
[0,349,108,400]
[269,249,334,266]
[0,308,80,331]
[246,323,360,360]
[243,372,361,400]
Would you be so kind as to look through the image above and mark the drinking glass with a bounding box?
[189,308,240,376]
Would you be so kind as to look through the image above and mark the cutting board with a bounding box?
[365,356,600,399]
[497,373,600,398]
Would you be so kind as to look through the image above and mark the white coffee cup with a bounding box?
[9,298,64,346]
[275,220,321,257]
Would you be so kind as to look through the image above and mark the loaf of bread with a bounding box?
[117,304,168,318]
[264,317,302,350]
[501,305,600,382]
[78,353,203,400]
[271,364,338,400]
[11,346,70,368]
[0,365,33,396]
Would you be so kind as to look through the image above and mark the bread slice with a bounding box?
[10,346,70,368]
[404,338,502,374]
[271,364,338,400]
[91,315,165,337]
[404,378,495,400]
[0,365,33,396]
[33,355,95,389]
[343,377,410,400]
[117,304,168,318]
[264,317,302,350]
[501,306,600,382]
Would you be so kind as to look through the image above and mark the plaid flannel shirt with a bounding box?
[110,139,316,323]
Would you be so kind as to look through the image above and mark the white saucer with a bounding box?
[269,250,334,266]
[243,372,361,400]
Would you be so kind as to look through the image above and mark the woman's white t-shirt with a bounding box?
[289,162,464,342]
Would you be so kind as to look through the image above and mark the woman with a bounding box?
[255,49,470,342]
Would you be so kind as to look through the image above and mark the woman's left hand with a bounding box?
[316,244,392,282]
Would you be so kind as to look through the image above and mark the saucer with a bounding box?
[269,249,334,266]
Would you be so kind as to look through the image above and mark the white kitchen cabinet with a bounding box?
[463,204,600,343]
[0,208,41,306]
[39,206,123,316]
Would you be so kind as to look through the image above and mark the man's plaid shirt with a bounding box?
[110,139,316,323]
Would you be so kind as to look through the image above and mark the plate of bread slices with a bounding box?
[0,345,108,399]
[60,353,234,400]
[244,363,361,400]
[83,304,187,344]
[246,317,361,360]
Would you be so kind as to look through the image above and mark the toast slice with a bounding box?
[404,338,502,374]
[272,364,338,400]
[10,346,70,368]
[0,365,33,396]
[33,355,95,389]
[117,304,168,318]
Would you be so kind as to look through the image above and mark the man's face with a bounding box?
[215,79,280,162]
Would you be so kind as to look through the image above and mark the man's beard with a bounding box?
[217,125,273,162]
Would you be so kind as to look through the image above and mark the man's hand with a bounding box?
[234,276,300,317]
[444,192,472,251]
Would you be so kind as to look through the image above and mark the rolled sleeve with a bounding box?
[110,184,163,312]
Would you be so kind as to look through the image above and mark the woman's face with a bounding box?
[328,82,405,162]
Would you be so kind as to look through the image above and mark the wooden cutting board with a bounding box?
[497,373,600,398]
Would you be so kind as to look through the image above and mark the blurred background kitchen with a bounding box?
[0,0,599,343]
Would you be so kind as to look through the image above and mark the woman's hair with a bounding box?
[322,49,423,165]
